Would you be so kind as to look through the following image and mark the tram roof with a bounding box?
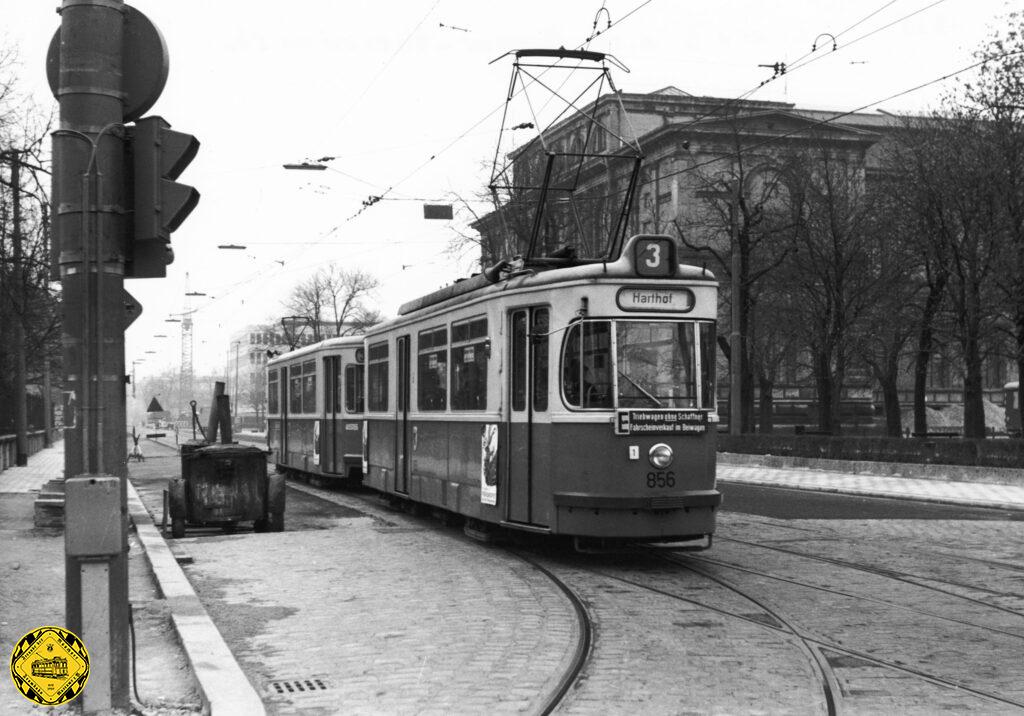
[398,236,716,317]
[267,334,364,368]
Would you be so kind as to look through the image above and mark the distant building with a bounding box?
[475,86,1011,430]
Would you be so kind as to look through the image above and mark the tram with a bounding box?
[267,48,721,546]
[267,335,365,480]
[361,234,721,546]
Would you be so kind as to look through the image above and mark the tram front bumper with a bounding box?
[551,489,721,539]
[552,489,721,510]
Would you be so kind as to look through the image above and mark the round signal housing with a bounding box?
[648,443,674,469]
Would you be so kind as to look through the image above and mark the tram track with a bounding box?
[716,535,1024,620]
[577,550,841,716]
[284,478,595,715]
[639,548,1024,712]
[686,551,1024,640]
[511,551,594,715]
[280,473,1024,711]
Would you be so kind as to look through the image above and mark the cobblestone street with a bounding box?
[129,451,580,715]
[125,442,1024,714]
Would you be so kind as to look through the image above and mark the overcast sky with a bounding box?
[1,0,1015,377]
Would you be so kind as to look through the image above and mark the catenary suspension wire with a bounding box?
[339,0,659,224]
[182,1,944,315]
[334,0,442,127]
[639,0,952,150]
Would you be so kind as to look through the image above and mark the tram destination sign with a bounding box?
[615,410,708,436]
[616,287,694,312]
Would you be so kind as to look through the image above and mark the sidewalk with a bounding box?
[0,441,202,715]
[718,452,1024,511]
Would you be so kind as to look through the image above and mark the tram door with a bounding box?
[277,370,289,464]
[322,356,341,474]
[506,307,550,526]
[395,336,411,494]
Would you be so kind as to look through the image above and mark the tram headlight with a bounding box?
[648,443,674,469]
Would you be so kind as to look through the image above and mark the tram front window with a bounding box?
[616,322,696,409]
[563,320,709,410]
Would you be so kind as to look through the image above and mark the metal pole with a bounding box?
[233,341,240,425]
[729,196,742,436]
[54,0,131,707]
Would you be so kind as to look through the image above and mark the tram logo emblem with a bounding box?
[9,626,90,706]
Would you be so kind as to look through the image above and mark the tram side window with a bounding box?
[301,360,316,413]
[368,342,389,411]
[268,369,279,414]
[289,365,302,413]
[562,321,612,409]
[699,322,717,410]
[451,317,488,410]
[331,357,342,414]
[532,308,549,411]
[345,364,365,413]
[418,326,448,411]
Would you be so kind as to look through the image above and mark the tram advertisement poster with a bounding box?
[615,410,708,436]
[480,424,498,505]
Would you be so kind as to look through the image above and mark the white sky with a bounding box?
[2,0,1015,377]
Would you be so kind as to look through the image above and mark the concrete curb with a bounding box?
[126,479,266,716]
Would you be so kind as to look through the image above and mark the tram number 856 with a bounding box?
[646,471,676,488]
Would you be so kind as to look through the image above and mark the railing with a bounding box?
[0,430,61,472]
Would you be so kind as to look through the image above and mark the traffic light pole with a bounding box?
[53,0,130,710]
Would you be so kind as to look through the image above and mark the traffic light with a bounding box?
[125,116,199,278]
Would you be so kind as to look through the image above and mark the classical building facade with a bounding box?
[475,86,1012,431]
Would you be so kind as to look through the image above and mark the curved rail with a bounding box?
[650,549,1024,712]
[512,551,593,715]
[718,535,1024,618]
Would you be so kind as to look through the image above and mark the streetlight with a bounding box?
[282,162,327,171]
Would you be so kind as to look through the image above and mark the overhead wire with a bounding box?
[642,0,952,146]
[189,0,951,320]
[223,0,659,300]
[334,0,443,127]
[338,0,660,224]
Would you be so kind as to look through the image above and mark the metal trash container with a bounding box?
[168,443,284,537]
[179,438,208,484]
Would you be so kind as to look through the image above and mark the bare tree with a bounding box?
[282,264,381,340]
[0,45,58,439]
[677,123,804,432]
[965,13,1024,428]
[775,143,882,434]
